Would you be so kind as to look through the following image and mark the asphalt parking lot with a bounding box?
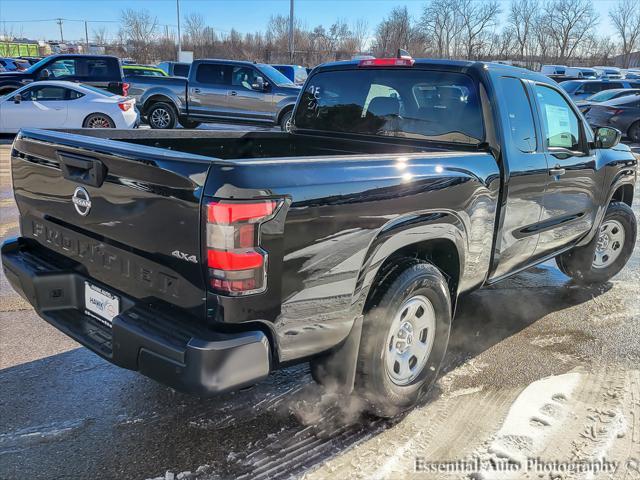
[0,136,639,480]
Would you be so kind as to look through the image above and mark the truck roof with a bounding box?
[313,58,553,84]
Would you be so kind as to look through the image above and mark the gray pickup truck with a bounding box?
[127,59,301,130]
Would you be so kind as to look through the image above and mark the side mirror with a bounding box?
[13,94,22,104]
[39,69,50,79]
[251,76,265,91]
[594,126,622,149]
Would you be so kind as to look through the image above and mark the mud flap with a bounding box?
[311,315,363,394]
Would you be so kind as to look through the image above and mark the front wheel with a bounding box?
[556,201,636,284]
[147,102,177,129]
[279,110,293,132]
[83,113,115,128]
[355,259,452,417]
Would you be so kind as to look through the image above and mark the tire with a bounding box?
[147,102,177,129]
[355,258,452,417]
[555,201,637,285]
[279,109,293,132]
[628,121,640,143]
[179,118,201,129]
[83,113,115,128]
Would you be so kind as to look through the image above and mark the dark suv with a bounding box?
[0,54,127,96]
[559,79,640,100]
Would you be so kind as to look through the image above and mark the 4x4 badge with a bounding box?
[171,250,198,264]
[72,186,91,216]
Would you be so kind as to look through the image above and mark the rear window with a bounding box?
[295,69,484,144]
[174,63,190,77]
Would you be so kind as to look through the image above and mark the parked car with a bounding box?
[2,58,636,417]
[585,94,640,143]
[271,64,308,85]
[540,64,567,76]
[123,65,168,77]
[128,59,301,130]
[17,56,43,65]
[0,54,128,96]
[156,61,191,77]
[0,58,28,72]
[0,80,138,133]
[575,88,640,113]
[564,67,598,79]
[623,69,640,79]
[593,66,623,79]
[559,79,640,100]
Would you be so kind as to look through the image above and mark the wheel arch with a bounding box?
[611,183,634,207]
[141,93,179,115]
[82,112,115,128]
[354,213,467,317]
[276,103,294,125]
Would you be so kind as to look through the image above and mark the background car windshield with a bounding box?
[257,64,294,86]
[587,90,620,102]
[25,57,51,73]
[295,69,484,144]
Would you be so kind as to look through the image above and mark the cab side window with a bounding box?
[231,66,260,91]
[534,84,581,150]
[24,86,70,101]
[500,77,537,152]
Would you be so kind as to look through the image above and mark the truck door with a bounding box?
[188,63,231,118]
[531,83,598,257]
[489,77,549,280]
[227,65,273,122]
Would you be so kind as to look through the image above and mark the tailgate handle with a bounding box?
[58,152,108,188]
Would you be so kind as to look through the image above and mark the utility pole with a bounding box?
[288,0,294,63]
[56,18,64,43]
[84,21,89,52]
[176,0,182,61]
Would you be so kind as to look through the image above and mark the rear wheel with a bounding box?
[179,118,201,129]
[556,201,636,284]
[355,259,451,417]
[83,113,115,128]
[147,102,177,129]
[628,121,640,143]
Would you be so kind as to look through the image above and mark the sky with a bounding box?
[0,0,619,44]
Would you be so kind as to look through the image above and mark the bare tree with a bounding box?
[609,0,640,68]
[372,6,426,57]
[456,0,501,60]
[119,9,158,63]
[421,0,463,58]
[92,27,109,46]
[544,0,598,62]
[508,0,539,66]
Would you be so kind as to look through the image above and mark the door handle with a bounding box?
[549,166,566,176]
[193,88,201,93]
[229,91,238,96]
[53,107,63,111]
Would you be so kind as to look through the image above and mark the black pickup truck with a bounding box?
[2,58,637,417]
[0,54,128,96]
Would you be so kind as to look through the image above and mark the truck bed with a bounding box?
[8,128,500,366]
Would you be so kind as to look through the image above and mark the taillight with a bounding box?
[358,57,415,67]
[205,199,279,295]
[118,101,133,111]
[122,82,130,97]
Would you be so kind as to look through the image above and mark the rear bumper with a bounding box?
[1,237,271,395]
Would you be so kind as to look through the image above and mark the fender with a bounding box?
[350,210,468,323]
[577,149,637,247]
[275,97,297,122]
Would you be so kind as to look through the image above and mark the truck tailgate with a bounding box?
[9,129,215,317]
